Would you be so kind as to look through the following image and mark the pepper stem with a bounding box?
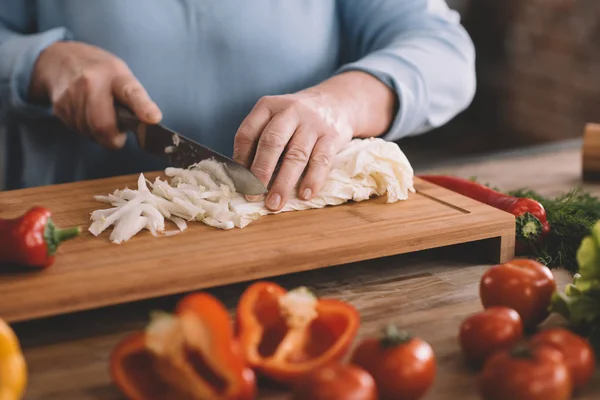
[44,219,81,256]
[379,324,412,348]
[515,212,543,243]
[55,226,81,243]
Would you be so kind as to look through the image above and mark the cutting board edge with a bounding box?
[0,175,517,323]
[3,225,514,324]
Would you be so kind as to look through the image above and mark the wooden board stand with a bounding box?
[583,123,600,181]
[0,176,515,323]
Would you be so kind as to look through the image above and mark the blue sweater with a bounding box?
[0,0,475,190]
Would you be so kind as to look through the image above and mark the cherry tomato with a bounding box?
[479,344,572,400]
[459,307,524,366]
[291,364,377,400]
[350,326,436,400]
[480,259,556,328]
[530,327,596,391]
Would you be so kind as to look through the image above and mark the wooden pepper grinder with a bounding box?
[582,123,600,181]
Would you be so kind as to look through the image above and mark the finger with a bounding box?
[265,126,316,211]
[250,109,298,191]
[112,74,162,124]
[86,89,127,149]
[233,99,272,168]
[299,136,341,200]
[74,87,90,136]
[53,90,84,136]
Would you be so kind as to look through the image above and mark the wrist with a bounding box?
[309,71,396,139]
[29,41,69,104]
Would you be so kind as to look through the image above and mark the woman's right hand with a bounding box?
[29,41,162,149]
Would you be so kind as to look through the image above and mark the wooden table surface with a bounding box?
[10,140,600,400]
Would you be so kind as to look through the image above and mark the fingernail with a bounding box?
[112,134,127,149]
[147,108,162,122]
[301,188,312,200]
[266,193,281,210]
[246,194,264,202]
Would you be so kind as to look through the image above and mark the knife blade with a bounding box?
[115,105,267,196]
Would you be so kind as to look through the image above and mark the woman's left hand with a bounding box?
[233,71,395,211]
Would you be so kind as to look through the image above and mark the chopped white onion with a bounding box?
[170,216,188,232]
[110,211,148,244]
[90,139,414,244]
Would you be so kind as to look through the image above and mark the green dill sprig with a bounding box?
[507,188,600,274]
[470,176,600,273]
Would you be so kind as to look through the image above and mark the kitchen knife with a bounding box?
[115,105,267,196]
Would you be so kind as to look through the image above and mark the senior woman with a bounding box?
[0,0,475,211]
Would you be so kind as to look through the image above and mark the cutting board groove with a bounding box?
[0,175,515,323]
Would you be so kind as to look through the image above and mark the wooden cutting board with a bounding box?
[0,175,515,323]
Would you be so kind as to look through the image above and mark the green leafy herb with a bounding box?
[549,222,600,356]
[515,212,543,243]
[473,178,600,273]
[507,188,600,273]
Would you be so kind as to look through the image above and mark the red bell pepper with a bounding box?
[110,292,256,400]
[0,206,80,269]
[419,175,550,253]
[236,281,360,385]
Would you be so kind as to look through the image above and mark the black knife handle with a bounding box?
[115,104,140,132]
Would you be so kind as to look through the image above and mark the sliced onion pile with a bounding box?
[89,138,415,244]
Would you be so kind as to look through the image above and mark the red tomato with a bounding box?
[350,327,436,400]
[479,344,572,400]
[291,364,377,400]
[459,307,524,366]
[479,259,556,328]
[530,327,596,391]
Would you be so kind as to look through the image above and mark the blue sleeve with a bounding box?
[0,0,72,118]
[336,0,476,140]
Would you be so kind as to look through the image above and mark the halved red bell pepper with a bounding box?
[236,281,360,385]
[110,292,256,400]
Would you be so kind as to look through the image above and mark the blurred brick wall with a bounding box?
[402,0,598,158]
[502,0,599,144]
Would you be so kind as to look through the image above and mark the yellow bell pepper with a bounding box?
[0,319,26,400]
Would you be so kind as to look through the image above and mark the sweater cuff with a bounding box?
[0,27,73,118]
[336,51,430,142]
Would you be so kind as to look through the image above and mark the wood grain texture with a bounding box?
[582,123,600,181]
[7,144,600,400]
[13,248,600,400]
[0,176,515,323]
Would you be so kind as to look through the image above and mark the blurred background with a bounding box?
[402,0,597,164]
[1,0,595,189]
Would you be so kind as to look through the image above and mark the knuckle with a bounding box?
[234,125,255,144]
[74,71,95,90]
[284,146,311,164]
[64,85,80,101]
[121,83,143,101]
[257,96,274,108]
[106,57,128,72]
[282,104,300,120]
[231,147,244,161]
[251,164,271,180]
[90,119,115,136]
[290,97,308,110]
[292,96,317,114]
[311,152,332,167]
[260,131,287,150]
